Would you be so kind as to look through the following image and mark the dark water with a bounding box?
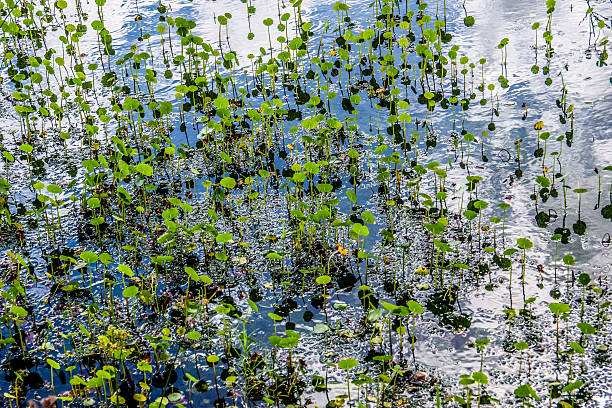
[0,0,611,407]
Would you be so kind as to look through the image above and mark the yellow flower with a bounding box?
[336,243,348,256]
[415,266,429,275]
[329,49,338,56]
[287,144,295,150]
[534,121,544,130]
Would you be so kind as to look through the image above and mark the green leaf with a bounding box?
[216,233,233,243]
[562,380,583,393]
[268,312,282,321]
[157,232,174,244]
[161,208,179,220]
[315,275,331,285]
[346,190,358,203]
[135,163,153,176]
[338,358,358,370]
[473,200,488,209]
[46,184,63,194]
[214,97,229,109]
[123,97,140,111]
[313,323,329,334]
[514,384,538,400]
[159,101,173,114]
[514,341,528,351]
[517,238,533,250]
[220,177,236,189]
[472,371,488,384]
[367,308,384,322]
[122,286,139,298]
[549,302,570,315]
[569,341,584,354]
[10,306,27,317]
[47,358,60,370]
[434,239,454,253]
[266,252,282,260]
[406,300,424,314]
[380,300,399,313]
[184,267,199,281]
[578,273,591,286]
[187,331,201,341]
[80,251,98,263]
[562,254,575,266]
[459,377,475,386]
[316,183,333,193]
[118,264,133,277]
[577,322,596,335]
[247,299,258,312]
[352,222,370,237]
[362,211,375,224]
[601,204,612,219]
[463,210,477,221]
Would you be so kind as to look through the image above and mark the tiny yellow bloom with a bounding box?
[415,266,429,275]
[336,243,348,256]
[329,49,338,56]
[534,121,544,131]
[287,144,295,150]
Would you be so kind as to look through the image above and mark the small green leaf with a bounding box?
[313,323,329,334]
[315,275,331,285]
[517,238,533,249]
[514,384,538,400]
[514,341,529,351]
[10,306,27,317]
[135,163,153,176]
[46,184,63,194]
[122,286,139,298]
[47,358,60,370]
[406,300,424,314]
[187,331,201,341]
[338,358,358,370]
[562,380,583,393]
[472,371,488,384]
[184,267,199,281]
[577,322,596,335]
[346,190,358,203]
[569,341,584,355]
[549,302,570,315]
[216,233,233,243]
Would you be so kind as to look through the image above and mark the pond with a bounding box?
[0,0,610,407]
